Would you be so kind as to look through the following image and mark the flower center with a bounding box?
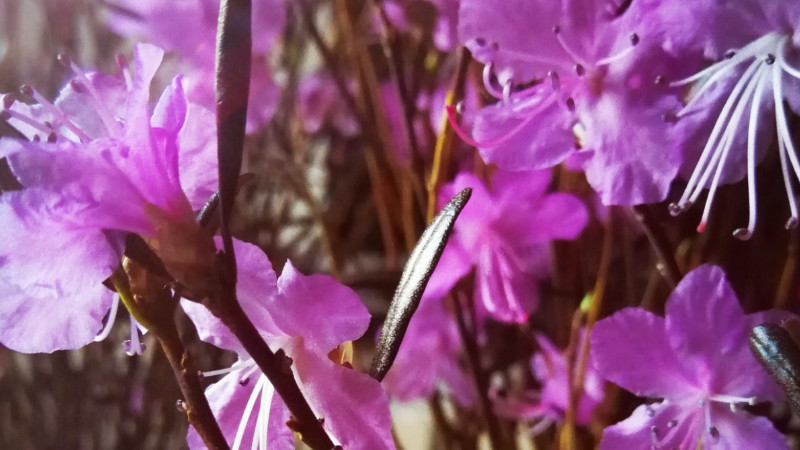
[667,32,800,238]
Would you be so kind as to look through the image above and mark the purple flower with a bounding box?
[454,0,685,205]
[494,332,603,432]
[297,73,360,137]
[383,296,473,406]
[106,0,286,132]
[591,265,791,449]
[0,43,218,352]
[633,0,800,238]
[424,169,588,323]
[183,238,394,450]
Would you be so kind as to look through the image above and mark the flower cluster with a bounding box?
[1,0,799,449]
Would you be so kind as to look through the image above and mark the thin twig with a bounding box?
[450,291,505,450]
[426,49,470,221]
[632,205,682,289]
[204,276,336,450]
[111,270,229,449]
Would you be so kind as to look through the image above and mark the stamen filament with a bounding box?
[232,375,267,450]
[482,64,505,100]
[696,65,765,229]
[736,66,771,240]
[60,55,124,136]
[445,93,557,149]
[94,295,121,342]
[553,26,590,68]
[22,86,91,142]
[678,60,762,207]
[0,107,56,136]
[594,34,639,66]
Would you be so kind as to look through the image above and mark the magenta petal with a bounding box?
[272,261,371,353]
[664,265,753,390]
[292,348,394,450]
[177,103,219,209]
[0,192,117,352]
[712,409,789,450]
[180,299,245,355]
[521,193,588,242]
[581,92,682,205]
[599,401,700,450]
[151,75,188,134]
[591,307,694,398]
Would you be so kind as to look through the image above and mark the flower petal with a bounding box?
[0,191,117,352]
[591,307,695,398]
[272,261,371,353]
[292,347,394,450]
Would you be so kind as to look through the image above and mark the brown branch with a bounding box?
[204,261,336,450]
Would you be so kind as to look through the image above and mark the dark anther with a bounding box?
[654,75,665,86]
[575,64,586,76]
[661,112,678,123]
[69,80,84,94]
[630,33,640,46]
[47,132,57,143]
[175,400,187,413]
[474,37,487,47]
[2,94,15,109]
[552,25,561,34]
[566,97,576,112]
[239,377,250,386]
[19,85,34,97]
[765,54,776,65]
[724,50,736,59]
[57,54,71,68]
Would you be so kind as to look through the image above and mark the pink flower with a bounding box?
[183,239,394,449]
[591,265,792,449]
[424,169,588,323]
[0,43,217,352]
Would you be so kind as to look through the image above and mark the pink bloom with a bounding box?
[106,0,286,132]
[495,333,603,431]
[0,43,217,352]
[424,169,588,323]
[183,239,394,450]
[591,265,791,449]
[383,296,473,406]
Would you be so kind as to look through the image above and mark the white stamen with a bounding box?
[736,65,771,240]
[94,295,121,342]
[122,315,146,356]
[678,60,762,208]
[24,86,91,142]
[553,26,590,68]
[232,375,267,450]
[670,33,781,88]
[202,359,257,378]
[0,107,56,136]
[503,78,514,103]
[709,394,757,405]
[778,135,799,227]
[774,46,800,183]
[482,63,505,100]
[695,65,765,229]
[60,56,124,136]
[594,34,639,66]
